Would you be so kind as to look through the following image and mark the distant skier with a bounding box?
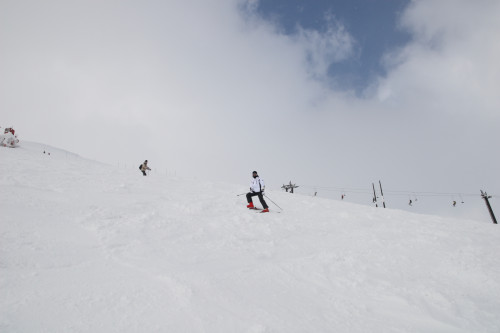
[140,160,151,176]
[246,170,269,213]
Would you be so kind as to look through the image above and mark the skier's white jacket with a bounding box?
[250,177,265,193]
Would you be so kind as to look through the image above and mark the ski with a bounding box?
[248,207,278,213]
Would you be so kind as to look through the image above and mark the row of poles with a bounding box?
[373,182,497,224]
[367,181,495,225]
[374,182,496,224]
[291,180,498,225]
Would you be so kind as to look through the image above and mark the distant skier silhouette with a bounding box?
[140,160,151,176]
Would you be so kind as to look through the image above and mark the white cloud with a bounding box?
[376,0,500,117]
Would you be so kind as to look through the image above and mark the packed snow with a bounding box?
[1,142,500,332]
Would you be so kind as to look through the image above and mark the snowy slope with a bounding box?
[1,142,500,332]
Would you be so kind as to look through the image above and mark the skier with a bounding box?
[246,170,269,213]
[140,160,151,176]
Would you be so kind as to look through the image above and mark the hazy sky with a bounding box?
[1,0,499,221]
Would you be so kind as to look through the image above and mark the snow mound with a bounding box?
[1,142,500,332]
[0,130,19,148]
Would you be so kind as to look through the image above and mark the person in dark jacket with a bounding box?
[140,160,151,176]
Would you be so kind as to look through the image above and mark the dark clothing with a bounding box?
[140,162,151,176]
[247,191,268,209]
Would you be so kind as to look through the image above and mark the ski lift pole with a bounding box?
[481,190,497,224]
[264,194,283,211]
[372,183,378,207]
[379,180,386,208]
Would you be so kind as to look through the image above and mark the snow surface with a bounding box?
[1,142,500,332]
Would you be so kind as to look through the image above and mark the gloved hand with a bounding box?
[250,188,254,193]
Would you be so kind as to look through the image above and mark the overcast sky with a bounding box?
[1,0,499,221]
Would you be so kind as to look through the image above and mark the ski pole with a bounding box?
[264,194,283,211]
[236,193,248,197]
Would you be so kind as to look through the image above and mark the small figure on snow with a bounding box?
[246,170,269,213]
[453,200,456,207]
[140,160,151,176]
